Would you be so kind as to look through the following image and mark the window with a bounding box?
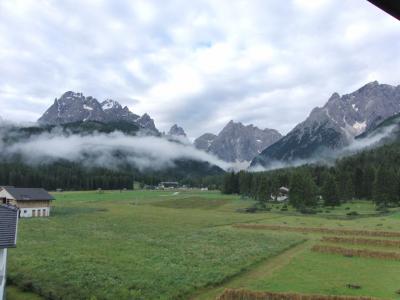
[24,210,27,213]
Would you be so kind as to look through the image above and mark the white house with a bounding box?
[0,187,54,218]
[272,186,290,202]
[0,204,19,300]
[158,182,179,189]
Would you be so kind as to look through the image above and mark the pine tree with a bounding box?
[337,171,354,201]
[289,171,317,209]
[222,172,239,194]
[362,166,375,200]
[256,177,269,206]
[238,171,252,196]
[322,173,340,206]
[353,167,364,199]
[373,167,397,206]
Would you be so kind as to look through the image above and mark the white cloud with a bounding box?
[3,129,231,171]
[0,0,398,139]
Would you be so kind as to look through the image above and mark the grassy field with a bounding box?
[5,190,400,300]
[6,190,301,300]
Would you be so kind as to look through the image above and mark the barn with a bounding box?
[0,204,19,300]
[0,187,54,218]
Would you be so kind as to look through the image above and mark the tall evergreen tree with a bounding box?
[256,176,269,206]
[353,167,364,199]
[373,167,397,206]
[362,166,375,200]
[289,171,317,209]
[322,173,340,206]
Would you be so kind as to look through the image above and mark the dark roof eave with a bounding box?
[367,0,400,20]
[15,199,54,201]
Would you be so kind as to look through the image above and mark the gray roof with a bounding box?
[3,187,54,201]
[0,204,18,248]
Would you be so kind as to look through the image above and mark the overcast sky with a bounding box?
[0,0,399,138]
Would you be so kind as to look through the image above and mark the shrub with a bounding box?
[299,207,317,214]
[346,211,359,216]
[346,284,361,289]
[376,204,389,213]
[280,206,288,211]
[244,207,257,213]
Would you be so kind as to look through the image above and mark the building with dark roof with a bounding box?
[158,182,179,189]
[0,204,19,300]
[0,186,54,218]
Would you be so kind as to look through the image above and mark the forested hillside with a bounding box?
[0,158,223,190]
[0,121,224,190]
[223,141,400,209]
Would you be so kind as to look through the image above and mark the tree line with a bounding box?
[222,142,400,209]
[0,161,134,190]
[0,156,224,191]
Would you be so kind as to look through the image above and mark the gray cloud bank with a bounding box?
[0,129,231,171]
[0,118,396,174]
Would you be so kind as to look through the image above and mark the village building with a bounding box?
[272,186,290,202]
[0,204,19,300]
[158,182,179,189]
[0,187,54,218]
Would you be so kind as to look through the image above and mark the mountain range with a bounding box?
[251,81,400,167]
[37,91,283,163]
[25,81,400,170]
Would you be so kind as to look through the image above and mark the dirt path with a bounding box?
[191,240,312,300]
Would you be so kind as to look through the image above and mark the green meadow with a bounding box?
[5,190,400,299]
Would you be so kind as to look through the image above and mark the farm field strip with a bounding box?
[233,224,400,237]
[311,244,400,260]
[216,288,380,300]
[321,236,400,248]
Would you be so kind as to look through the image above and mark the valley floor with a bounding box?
[6,190,400,300]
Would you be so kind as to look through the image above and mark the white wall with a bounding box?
[19,207,50,218]
[0,190,14,202]
[0,248,7,300]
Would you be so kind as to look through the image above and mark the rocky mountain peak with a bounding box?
[38,91,158,134]
[195,120,282,162]
[360,80,379,90]
[136,113,158,133]
[38,91,105,125]
[168,124,186,137]
[327,92,340,103]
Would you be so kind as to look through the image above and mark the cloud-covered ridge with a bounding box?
[2,129,231,171]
